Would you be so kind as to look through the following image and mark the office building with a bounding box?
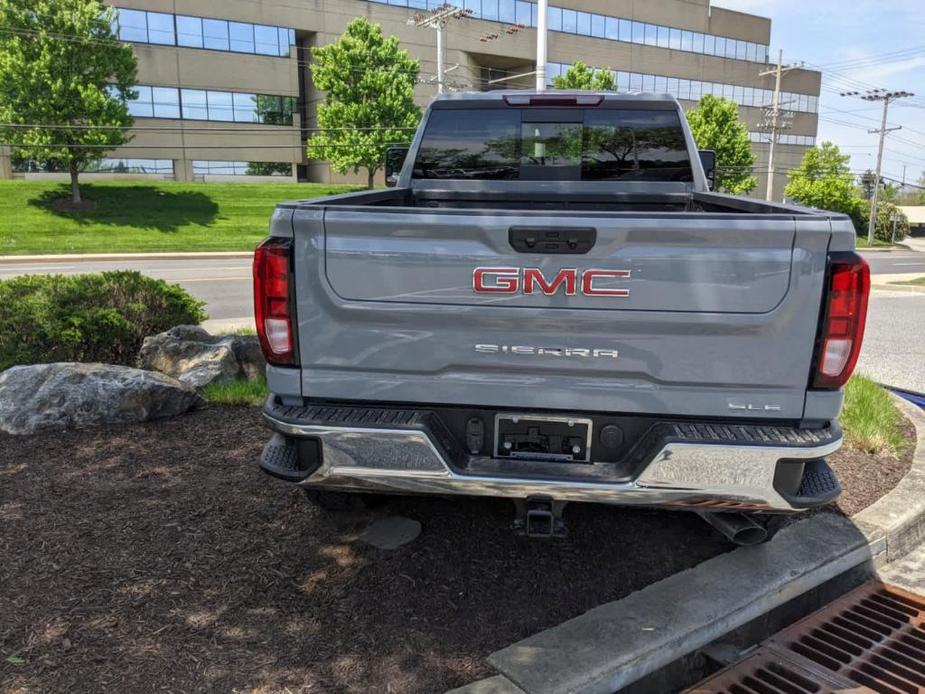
[2,0,822,199]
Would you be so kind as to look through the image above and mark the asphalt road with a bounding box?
[862,251,925,275]
[857,290,925,394]
[1,253,922,392]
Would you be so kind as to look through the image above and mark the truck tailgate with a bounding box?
[324,210,793,313]
[292,208,828,420]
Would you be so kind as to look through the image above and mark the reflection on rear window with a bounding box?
[412,108,693,182]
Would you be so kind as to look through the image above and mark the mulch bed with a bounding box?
[0,407,916,693]
[828,416,916,517]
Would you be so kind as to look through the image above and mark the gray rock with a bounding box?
[232,335,266,381]
[362,516,422,550]
[139,325,265,389]
[0,363,203,435]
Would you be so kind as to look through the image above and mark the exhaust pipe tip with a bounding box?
[697,511,768,546]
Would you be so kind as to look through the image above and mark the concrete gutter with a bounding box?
[0,251,253,264]
[452,397,925,694]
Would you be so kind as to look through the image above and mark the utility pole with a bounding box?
[841,89,914,244]
[408,4,472,95]
[536,0,547,91]
[758,50,798,201]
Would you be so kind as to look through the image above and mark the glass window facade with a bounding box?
[12,157,174,174]
[749,132,816,147]
[364,0,769,63]
[547,62,819,114]
[97,158,175,174]
[193,160,291,176]
[126,84,296,124]
[113,7,295,57]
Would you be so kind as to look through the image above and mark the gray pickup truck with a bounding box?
[254,91,870,544]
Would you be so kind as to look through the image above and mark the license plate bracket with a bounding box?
[494,414,592,463]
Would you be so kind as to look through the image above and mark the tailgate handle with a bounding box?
[509,226,596,254]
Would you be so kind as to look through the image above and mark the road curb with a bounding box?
[0,251,253,264]
[452,396,925,694]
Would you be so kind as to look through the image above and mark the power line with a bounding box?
[1,142,411,150]
[0,123,418,133]
[840,88,915,244]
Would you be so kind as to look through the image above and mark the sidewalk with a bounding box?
[902,236,925,254]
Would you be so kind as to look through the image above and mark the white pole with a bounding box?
[765,49,782,201]
[535,0,547,91]
[868,97,890,245]
[436,23,445,94]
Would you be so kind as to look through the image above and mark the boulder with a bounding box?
[231,335,266,382]
[139,325,265,389]
[0,363,203,435]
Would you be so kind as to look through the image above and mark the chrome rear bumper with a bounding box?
[262,402,842,512]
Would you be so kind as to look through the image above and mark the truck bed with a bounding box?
[292,186,836,215]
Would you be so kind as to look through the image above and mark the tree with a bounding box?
[879,181,899,203]
[552,62,616,91]
[0,0,137,205]
[784,142,864,231]
[858,200,909,243]
[685,95,756,194]
[859,169,877,200]
[306,18,421,188]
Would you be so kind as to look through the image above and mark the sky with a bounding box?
[714,0,925,185]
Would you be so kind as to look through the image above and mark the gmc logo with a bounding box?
[473,267,631,297]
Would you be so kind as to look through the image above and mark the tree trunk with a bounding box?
[367,169,375,189]
[69,163,81,204]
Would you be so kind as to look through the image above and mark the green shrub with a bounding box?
[0,271,206,370]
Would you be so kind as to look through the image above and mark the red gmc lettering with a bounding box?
[473,267,631,297]
[473,267,519,293]
[582,269,632,297]
[523,268,578,295]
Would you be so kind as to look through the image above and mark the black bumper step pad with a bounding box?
[259,433,311,482]
[667,421,839,447]
[784,459,842,509]
[268,401,429,429]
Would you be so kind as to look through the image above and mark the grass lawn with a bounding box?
[893,276,925,286]
[0,180,362,255]
[201,377,268,407]
[840,374,909,455]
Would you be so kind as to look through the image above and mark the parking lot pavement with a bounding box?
[862,249,925,275]
[859,291,925,394]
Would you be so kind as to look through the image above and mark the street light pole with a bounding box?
[535,0,547,91]
[841,89,914,245]
[436,22,444,94]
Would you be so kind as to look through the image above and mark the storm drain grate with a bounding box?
[686,581,925,694]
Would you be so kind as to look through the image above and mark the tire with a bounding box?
[302,488,387,512]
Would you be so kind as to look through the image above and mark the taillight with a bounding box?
[253,237,296,366]
[812,252,869,389]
